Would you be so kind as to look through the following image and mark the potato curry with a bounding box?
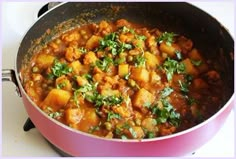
[20,19,223,139]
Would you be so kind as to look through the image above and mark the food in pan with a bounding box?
[20,19,223,139]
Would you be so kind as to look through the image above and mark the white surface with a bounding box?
[1,1,235,157]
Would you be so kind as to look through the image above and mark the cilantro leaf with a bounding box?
[107,112,121,121]
[153,99,180,127]
[161,87,174,98]
[162,58,185,81]
[134,55,146,67]
[157,32,178,46]
[96,56,113,71]
[49,59,72,78]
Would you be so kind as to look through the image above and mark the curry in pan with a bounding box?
[20,19,223,139]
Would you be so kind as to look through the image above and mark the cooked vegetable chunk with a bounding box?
[132,88,155,109]
[40,89,71,111]
[36,54,55,69]
[181,58,199,76]
[130,67,149,83]
[159,43,180,57]
[86,35,101,50]
[144,51,160,68]
[65,108,84,125]
[118,64,129,77]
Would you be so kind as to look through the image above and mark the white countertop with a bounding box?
[1,1,235,157]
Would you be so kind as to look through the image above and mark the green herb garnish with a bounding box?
[178,80,189,93]
[175,50,182,60]
[56,82,66,89]
[99,32,132,56]
[107,112,121,121]
[49,59,72,78]
[153,99,180,127]
[96,56,113,72]
[157,32,178,46]
[134,55,146,67]
[161,87,174,98]
[162,58,185,81]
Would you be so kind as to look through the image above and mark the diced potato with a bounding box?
[76,76,88,86]
[159,43,181,57]
[79,108,100,131]
[83,51,98,65]
[85,35,101,50]
[93,73,104,83]
[85,109,99,125]
[112,105,131,118]
[132,88,154,109]
[101,89,120,96]
[65,108,84,125]
[118,64,129,77]
[69,61,82,75]
[130,67,149,83]
[55,75,72,91]
[189,48,209,73]
[193,78,209,89]
[188,48,203,61]
[144,51,161,68]
[36,54,55,69]
[181,58,199,77]
[40,89,71,111]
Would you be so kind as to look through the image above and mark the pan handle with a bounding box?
[2,69,22,97]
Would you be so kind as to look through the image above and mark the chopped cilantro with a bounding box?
[49,59,72,78]
[56,82,66,89]
[107,112,121,121]
[162,58,185,81]
[96,56,113,72]
[134,55,146,67]
[129,127,137,138]
[178,80,189,93]
[157,32,178,46]
[78,47,87,54]
[99,32,132,56]
[161,87,174,98]
[175,50,182,60]
[124,73,130,80]
[151,99,180,127]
